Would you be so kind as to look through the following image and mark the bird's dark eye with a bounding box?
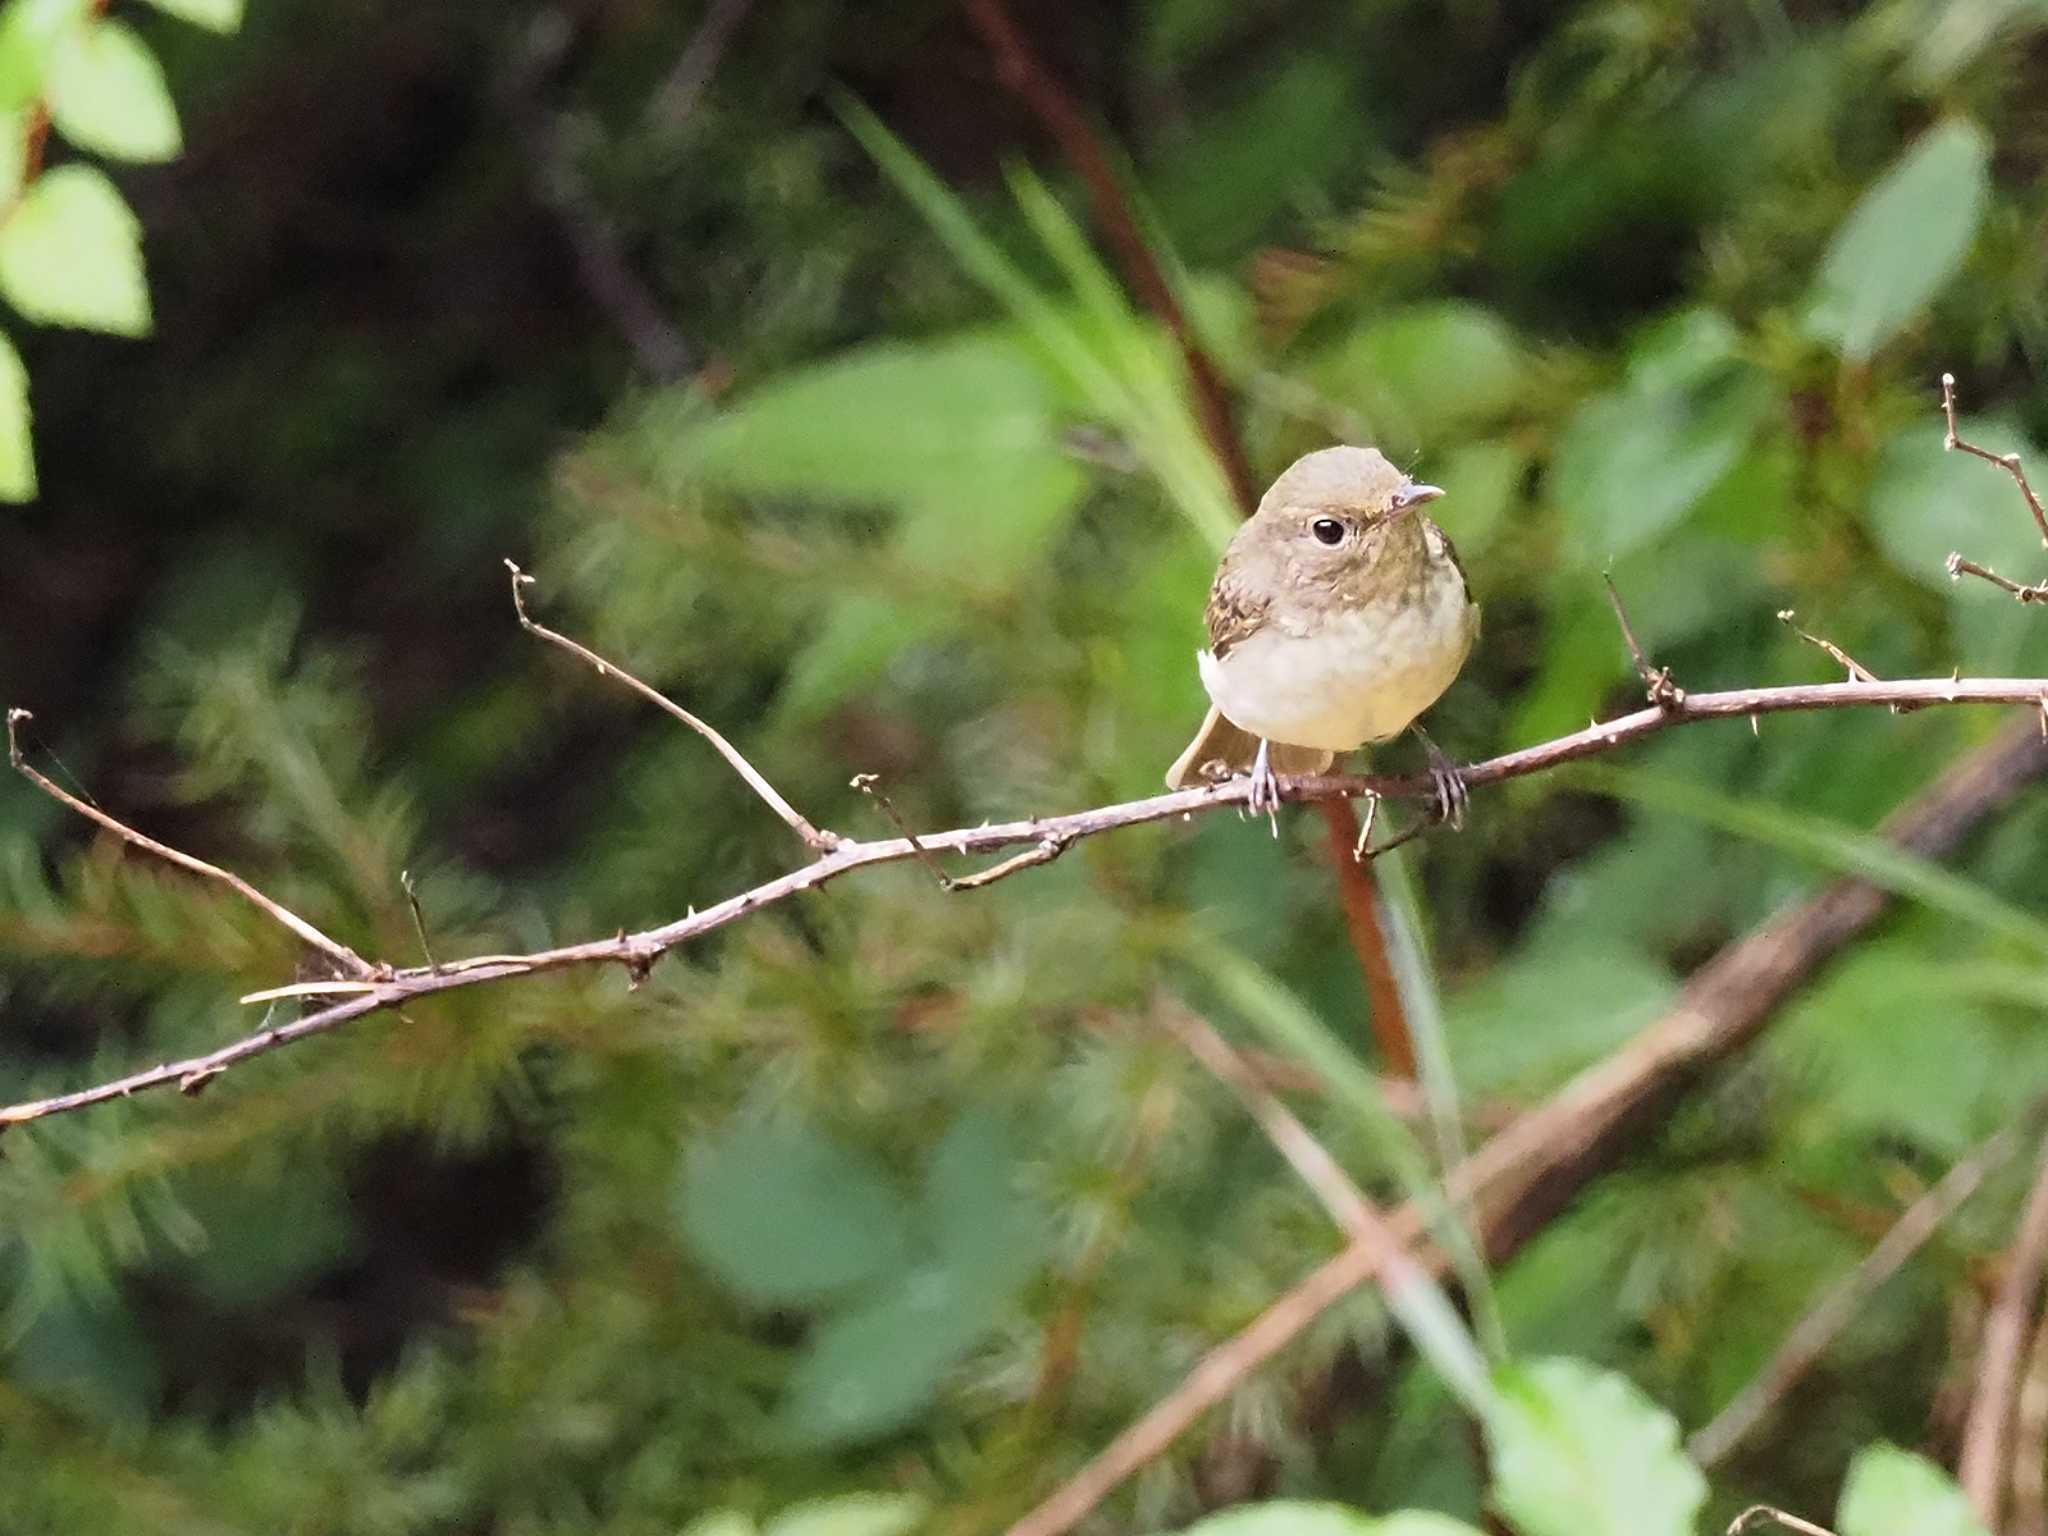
[1311,517,1347,546]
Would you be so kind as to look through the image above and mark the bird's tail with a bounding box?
[1164,705,1335,789]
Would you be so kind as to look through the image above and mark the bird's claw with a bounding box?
[1246,738,1281,836]
[1414,727,1468,830]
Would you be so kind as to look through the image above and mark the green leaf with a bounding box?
[765,1494,930,1536]
[1484,1357,1705,1536]
[1771,948,2048,1154]
[48,19,181,162]
[138,0,243,32]
[683,1515,760,1536]
[1447,937,1673,1097]
[1570,763,2048,956]
[1837,1444,1989,1536]
[1866,416,2043,596]
[1318,301,1531,446]
[0,0,89,112]
[0,328,33,500]
[1805,120,1991,361]
[920,1109,1042,1285]
[774,1255,1004,1446]
[0,164,151,335]
[675,1115,912,1308]
[1429,438,1527,554]
[1170,1501,1489,1536]
[678,332,1073,511]
[1552,364,1774,563]
[1173,1503,1377,1536]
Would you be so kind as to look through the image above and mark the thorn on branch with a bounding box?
[506,560,843,852]
[178,1066,224,1097]
[1601,574,1684,708]
[1943,373,2048,547]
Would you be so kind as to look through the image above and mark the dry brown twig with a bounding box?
[2014,1301,2048,1536]
[1603,573,1684,707]
[1689,1112,2041,1468]
[5,708,377,982]
[1005,716,2048,1536]
[1944,373,2048,604]
[10,627,2048,1131]
[1726,1506,1840,1536]
[1960,1140,2048,1527]
[507,561,840,851]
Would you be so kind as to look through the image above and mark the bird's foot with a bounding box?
[1412,726,1468,830]
[1246,738,1282,837]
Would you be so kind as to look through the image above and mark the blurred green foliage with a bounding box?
[6,0,2048,1531]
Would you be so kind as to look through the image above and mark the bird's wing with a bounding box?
[1204,561,1270,660]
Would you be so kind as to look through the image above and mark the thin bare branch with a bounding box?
[6,676,2048,1130]
[2013,1300,2048,1536]
[1949,552,2048,605]
[1004,717,2048,1536]
[506,561,840,851]
[1778,609,1881,684]
[1944,372,2048,545]
[1603,573,1684,707]
[1165,1002,1382,1237]
[401,869,438,973]
[503,10,693,383]
[6,708,376,980]
[1689,1113,2037,1468]
[646,0,753,129]
[1726,1506,1839,1536]
[1961,1138,2048,1527]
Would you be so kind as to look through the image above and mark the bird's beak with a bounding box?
[1391,482,1445,515]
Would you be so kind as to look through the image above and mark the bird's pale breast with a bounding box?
[1197,549,1474,751]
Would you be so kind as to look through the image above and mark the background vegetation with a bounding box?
[5,0,2048,1531]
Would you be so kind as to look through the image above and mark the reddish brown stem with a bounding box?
[962,0,1418,1076]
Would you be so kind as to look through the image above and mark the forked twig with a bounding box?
[851,772,1068,891]
[506,561,839,850]
[1944,372,2048,545]
[1948,553,2048,605]
[9,677,2048,1131]
[6,708,375,980]
[1602,574,1684,707]
[1690,1112,2037,1467]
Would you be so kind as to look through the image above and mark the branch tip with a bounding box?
[512,560,841,851]
[1938,374,2048,549]
[1602,574,1683,707]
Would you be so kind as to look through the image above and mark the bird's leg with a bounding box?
[1411,725,1468,830]
[1246,737,1282,835]
[1351,790,1382,861]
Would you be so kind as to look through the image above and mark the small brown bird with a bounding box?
[1164,445,1479,816]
